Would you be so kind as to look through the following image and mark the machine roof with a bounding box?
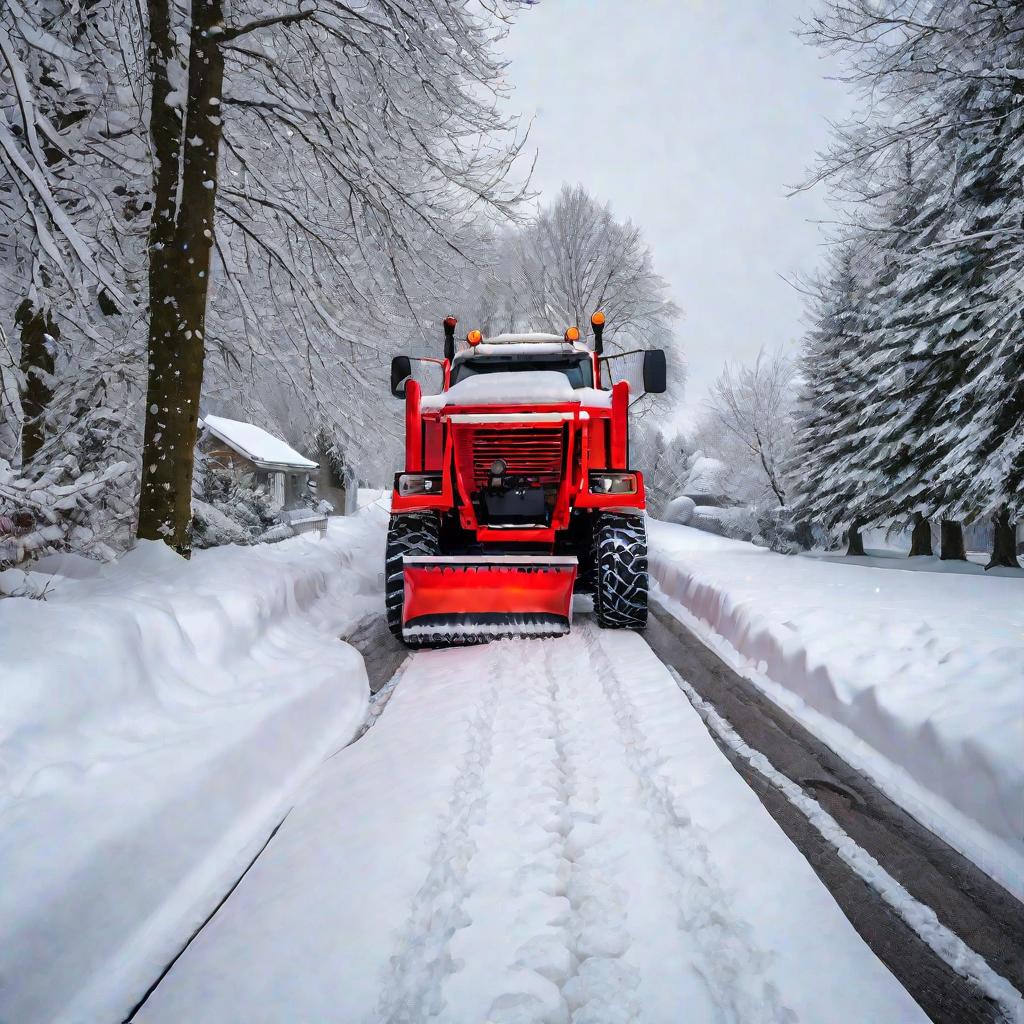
[452,340,591,362]
[485,332,564,344]
[421,371,612,410]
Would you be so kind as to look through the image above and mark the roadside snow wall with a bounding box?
[0,509,385,1024]
[648,518,1024,901]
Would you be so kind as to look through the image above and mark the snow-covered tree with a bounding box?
[1,0,146,472]
[788,247,877,551]
[797,0,1024,566]
[465,184,680,352]
[699,348,796,508]
[632,422,691,517]
[136,0,533,552]
[457,184,685,497]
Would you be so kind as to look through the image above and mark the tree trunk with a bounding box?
[940,520,966,561]
[909,514,932,557]
[137,0,225,555]
[753,428,786,506]
[15,299,58,464]
[846,519,865,556]
[987,509,1020,570]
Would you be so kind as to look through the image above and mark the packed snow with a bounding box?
[201,414,318,469]
[135,624,924,1024]
[421,371,612,410]
[648,518,1024,899]
[0,508,385,1024]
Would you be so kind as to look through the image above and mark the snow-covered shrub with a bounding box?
[192,461,279,549]
[690,505,757,541]
[752,506,815,555]
[682,451,731,503]
[664,495,696,525]
[0,457,136,568]
[257,523,295,544]
[190,499,252,548]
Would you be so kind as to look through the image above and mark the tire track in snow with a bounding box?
[373,649,505,1024]
[475,643,572,1023]
[582,624,796,1024]
[496,637,640,1024]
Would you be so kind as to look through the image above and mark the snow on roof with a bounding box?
[202,414,318,470]
[421,371,612,410]
[452,341,590,362]
[486,332,565,344]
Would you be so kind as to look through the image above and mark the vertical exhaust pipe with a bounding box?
[591,311,605,355]
[443,315,457,361]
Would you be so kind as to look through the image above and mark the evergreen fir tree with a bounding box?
[789,246,876,539]
[878,64,1024,534]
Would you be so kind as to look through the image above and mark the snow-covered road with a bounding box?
[136,623,925,1024]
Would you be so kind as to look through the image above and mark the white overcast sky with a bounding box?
[501,0,851,425]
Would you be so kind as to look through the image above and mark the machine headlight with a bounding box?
[398,473,442,496]
[589,472,638,495]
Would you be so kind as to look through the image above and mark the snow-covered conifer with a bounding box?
[799,0,1024,565]
[789,246,875,540]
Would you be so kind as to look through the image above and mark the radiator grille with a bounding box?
[455,425,565,490]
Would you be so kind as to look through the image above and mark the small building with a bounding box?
[199,414,318,512]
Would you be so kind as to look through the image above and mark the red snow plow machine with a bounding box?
[387,314,667,647]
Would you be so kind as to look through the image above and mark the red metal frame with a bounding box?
[403,560,577,624]
[391,352,645,536]
[404,379,422,472]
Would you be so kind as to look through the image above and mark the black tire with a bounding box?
[593,512,648,630]
[385,512,441,641]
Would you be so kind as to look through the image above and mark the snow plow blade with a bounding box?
[402,555,577,644]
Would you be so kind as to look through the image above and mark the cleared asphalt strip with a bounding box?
[670,665,1024,1024]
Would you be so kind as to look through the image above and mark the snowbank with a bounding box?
[648,519,1024,899]
[0,508,386,1024]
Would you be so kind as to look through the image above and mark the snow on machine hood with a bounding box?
[420,371,612,410]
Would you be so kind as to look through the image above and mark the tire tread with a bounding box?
[593,512,648,630]
[385,512,441,641]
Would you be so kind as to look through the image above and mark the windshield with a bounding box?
[451,354,594,388]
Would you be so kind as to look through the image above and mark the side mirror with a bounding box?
[642,349,667,394]
[390,355,412,398]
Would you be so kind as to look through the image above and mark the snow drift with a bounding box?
[648,518,1024,899]
[0,509,385,1024]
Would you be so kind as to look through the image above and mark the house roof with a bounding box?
[201,414,318,471]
